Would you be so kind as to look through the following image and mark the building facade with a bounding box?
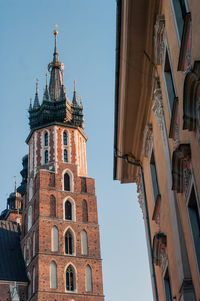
[114,0,200,300]
[0,30,104,301]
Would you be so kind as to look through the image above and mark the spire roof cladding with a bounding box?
[28,30,84,131]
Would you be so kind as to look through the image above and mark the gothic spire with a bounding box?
[72,80,78,105]
[43,72,50,101]
[33,80,40,109]
[48,28,64,101]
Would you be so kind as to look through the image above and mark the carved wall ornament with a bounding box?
[153,233,167,272]
[136,173,145,219]
[142,123,153,158]
[152,87,164,131]
[169,98,180,146]
[183,61,200,149]
[172,144,191,193]
[178,13,192,72]
[154,15,165,65]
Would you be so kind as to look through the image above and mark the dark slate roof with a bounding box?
[0,220,28,282]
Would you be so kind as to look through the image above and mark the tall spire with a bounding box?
[72,80,78,105]
[53,27,59,63]
[43,72,50,101]
[33,80,40,109]
[48,26,64,101]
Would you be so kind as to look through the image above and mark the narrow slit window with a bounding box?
[64,149,68,163]
[45,150,49,164]
[63,131,67,145]
[164,50,176,113]
[44,132,48,146]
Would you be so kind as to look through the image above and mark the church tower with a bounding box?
[21,30,104,301]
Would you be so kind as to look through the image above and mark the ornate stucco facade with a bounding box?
[114,0,200,300]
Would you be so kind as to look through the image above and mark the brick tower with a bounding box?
[21,29,104,301]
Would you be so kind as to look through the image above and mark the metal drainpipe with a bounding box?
[115,153,158,301]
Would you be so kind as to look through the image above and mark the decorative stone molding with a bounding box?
[136,173,145,219]
[183,61,200,137]
[172,144,191,194]
[153,233,168,272]
[154,15,165,65]
[152,87,164,132]
[142,123,153,158]
[178,13,192,72]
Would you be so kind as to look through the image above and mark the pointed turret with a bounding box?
[48,29,64,101]
[72,80,78,105]
[43,73,50,101]
[33,80,40,109]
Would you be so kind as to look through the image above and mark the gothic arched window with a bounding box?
[32,266,35,293]
[64,173,70,191]
[45,150,49,164]
[63,131,67,145]
[28,206,32,231]
[32,232,35,257]
[52,226,59,252]
[66,265,75,291]
[81,230,88,255]
[65,229,73,255]
[64,149,68,163]
[65,201,72,220]
[44,132,48,146]
[82,199,88,222]
[50,195,56,217]
[86,265,92,292]
[50,261,57,289]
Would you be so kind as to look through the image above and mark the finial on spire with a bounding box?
[36,79,39,94]
[72,79,78,105]
[74,80,76,92]
[45,72,48,87]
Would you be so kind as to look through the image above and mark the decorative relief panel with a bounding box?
[136,173,145,219]
[142,123,153,158]
[154,15,165,66]
[178,13,192,72]
[172,144,191,196]
[153,233,168,272]
[183,61,200,150]
[152,87,164,133]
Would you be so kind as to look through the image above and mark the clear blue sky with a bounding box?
[0,1,153,300]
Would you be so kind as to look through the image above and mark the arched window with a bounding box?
[33,232,35,257]
[52,226,59,252]
[64,149,68,163]
[45,150,49,164]
[44,132,48,146]
[63,131,67,145]
[64,173,70,191]
[50,261,57,289]
[65,229,73,255]
[86,265,92,292]
[65,201,72,220]
[66,265,75,291]
[50,195,56,217]
[32,266,35,293]
[81,230,88,255]
[28,206,32,231]
[82,200,88,222]
[29,178,33,201]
